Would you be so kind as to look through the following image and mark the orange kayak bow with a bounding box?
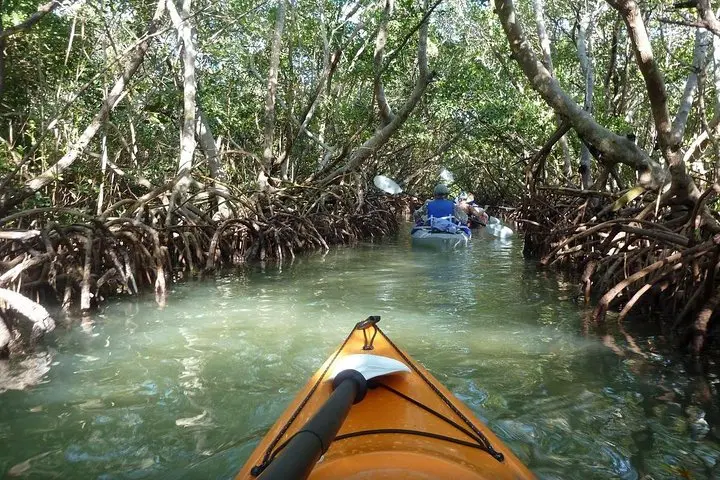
[236,317,536,480]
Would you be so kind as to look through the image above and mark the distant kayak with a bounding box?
[484,216,514,239]
[236,317,535,480]
[411,224,471,249]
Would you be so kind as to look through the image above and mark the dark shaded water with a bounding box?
[1,227,719,479]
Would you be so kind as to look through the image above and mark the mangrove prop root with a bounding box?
[520,187,720,354]
[0,184,403,354]
[0,288,55,337]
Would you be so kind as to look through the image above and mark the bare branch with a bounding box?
[671,28,711,145]
[658,17,714,30]
[374,0,395,125]
[0,0,61,40]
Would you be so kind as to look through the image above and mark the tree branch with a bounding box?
[0,0,61,40]
[374,0,395,126]
[671,28,711,145]
[493,0,659,186]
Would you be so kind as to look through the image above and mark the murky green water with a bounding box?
[1,227,720,479]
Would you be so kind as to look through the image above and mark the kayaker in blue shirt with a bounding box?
[413,184,467,226]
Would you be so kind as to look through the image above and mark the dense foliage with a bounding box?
[2,0,720,208]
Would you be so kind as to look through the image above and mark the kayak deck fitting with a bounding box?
[236,317,535,479]
[410,225,471,249]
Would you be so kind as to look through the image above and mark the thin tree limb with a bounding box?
[0,0,61,40]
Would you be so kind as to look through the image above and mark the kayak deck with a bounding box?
[411,226,470,249]
[237,318,534,479]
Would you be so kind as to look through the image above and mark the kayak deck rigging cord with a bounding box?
[250,327,356,476]
[250,319,504,477]
[378,327,505,462]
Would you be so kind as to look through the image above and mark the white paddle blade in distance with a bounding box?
[329,354,410,381]
[373,175,403,194]
[439,167,454,183]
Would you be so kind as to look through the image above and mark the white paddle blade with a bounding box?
[373,175,403,194]
[329,354,410,381]
[439,167,454,183]
[487,223,514,238]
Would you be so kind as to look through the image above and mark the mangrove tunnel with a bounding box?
[4,0,720,476]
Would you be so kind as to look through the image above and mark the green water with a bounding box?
[1,228,719,479]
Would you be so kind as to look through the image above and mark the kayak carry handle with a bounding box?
[354,315,380,330]
[254,370,368,479]
[355,316,380,350]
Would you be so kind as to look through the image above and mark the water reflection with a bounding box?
[0,227,719,479]
[0,352,53,393]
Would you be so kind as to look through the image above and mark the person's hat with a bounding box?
[434,184,449,195]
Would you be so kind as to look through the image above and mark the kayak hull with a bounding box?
[411,226,470,249]
[237,320,535,480]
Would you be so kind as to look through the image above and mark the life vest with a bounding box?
[427,199,455,219]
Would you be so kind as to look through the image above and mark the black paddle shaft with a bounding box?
[255,369,368,480]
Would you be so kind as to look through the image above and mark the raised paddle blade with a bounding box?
[373,175,403,194]
[439,167,454,183]
[329,354,410,381]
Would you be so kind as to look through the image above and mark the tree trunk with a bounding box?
[261,0,287,181]
[605,0,701,201]
[603,15,622,112]
[714,31,720,180]
[697,0,720,38]
[316,16,331,172]
[0,0,166,215]
[684,30,720,174]
[165,0,198,226]
[0,316,10,354]
[280,17,296,181]
[577,4,602,190]
[197,111,232,219]
[532,0,573,183]
[374,0,395,126]
[97,132,108,215]
[0,2,5,101]
[318,0,433,184]
[177,0,197,180]
[166,0,231,219]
